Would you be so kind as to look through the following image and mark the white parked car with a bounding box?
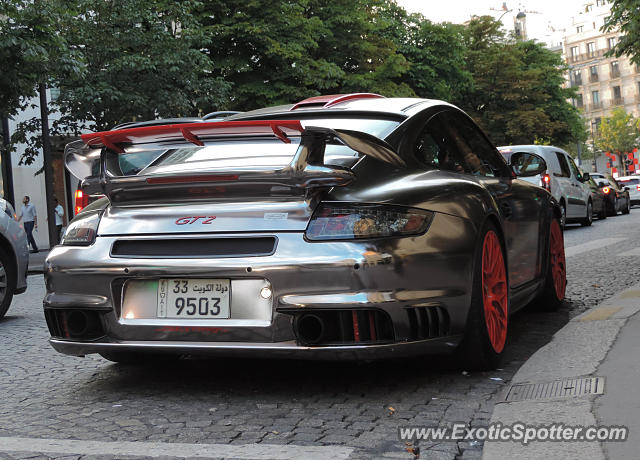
[499,145,592,227]
[616,175,640,206]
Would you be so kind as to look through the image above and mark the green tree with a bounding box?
[458,16,586,147]
[603,0,640,65]
[0,0,80,119]
[198,0,413,111]
[378,5,471,102]
[595,108,640,169]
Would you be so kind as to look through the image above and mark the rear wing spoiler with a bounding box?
[65,120,405,201]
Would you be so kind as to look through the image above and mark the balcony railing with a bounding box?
[612,97,624,106]
[589,101,603,111]
[567,49,606,63]
[589,73,599,83]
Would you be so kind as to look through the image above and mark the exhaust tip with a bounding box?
[295,314,325,345]
[66,310,89,337]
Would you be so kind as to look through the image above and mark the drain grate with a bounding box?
[505,377,605,402]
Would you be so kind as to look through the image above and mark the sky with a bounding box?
[396,0,587,45]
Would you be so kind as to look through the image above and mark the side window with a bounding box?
[439,111,506,177]
[554,152,571,177]
[567,157,582,180]
[413,115,467,173]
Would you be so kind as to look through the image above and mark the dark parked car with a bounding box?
[48,94,565,370]
[592,174,631,216]
[584,175,607,220]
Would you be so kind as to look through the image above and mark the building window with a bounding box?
[577,25,584,33]
[576,93,584,108]
[592,90,601,109]
[570,46,580,62]
[613,86,622,104]
[608,37,617,49]
[572,69,583,86]
[611,61,620,78]
[590,65,599,82]
[586,4,593,12]
[597,0,605,6]
[587,42,596,57]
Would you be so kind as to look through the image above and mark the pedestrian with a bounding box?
[17,195,38,253]
[53,197,64,245]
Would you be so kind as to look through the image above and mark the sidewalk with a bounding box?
[28,249,49,274]
[483,283,640,459]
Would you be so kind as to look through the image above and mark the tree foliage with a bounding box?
[603,0,640,66]
[458,16,586,146]
[595,108,640,155]
[3,2,588,164]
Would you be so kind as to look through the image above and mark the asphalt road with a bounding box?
[1,209,639,460]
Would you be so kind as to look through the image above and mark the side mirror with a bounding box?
[510,152,547,177]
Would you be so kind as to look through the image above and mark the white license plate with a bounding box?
[157,279,230,319]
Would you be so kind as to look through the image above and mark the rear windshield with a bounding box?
[619,178,640,185]
[115,117,400,177]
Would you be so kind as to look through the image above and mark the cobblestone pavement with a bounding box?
[1,210,640,460]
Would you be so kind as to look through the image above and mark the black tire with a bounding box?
[607,198,617,217]
[598,200,607,219]
[559,202,566,228]
[456,221,508,371]
[99,351,176,365]
[536,218,566,311]
[581,201,593,226]
[622,197,630,215]
[0,246,16,320]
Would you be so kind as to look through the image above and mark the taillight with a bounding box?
[636,185,640,192]
[602,186,611,194]
[305,203,433,241]
[61,211,101,246]
[74,189,89,214]
[542,174,551,190]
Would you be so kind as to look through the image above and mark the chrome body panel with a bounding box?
[47,98,559,359]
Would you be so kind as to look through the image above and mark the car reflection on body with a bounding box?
[45,94,566,370]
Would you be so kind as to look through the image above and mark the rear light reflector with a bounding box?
[542,174,551,190]
[74,189,89,214]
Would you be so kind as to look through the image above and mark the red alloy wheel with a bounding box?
[482,231,508,353]
[549,220,566,301]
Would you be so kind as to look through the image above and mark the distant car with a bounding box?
[591,174,631,216]
[46,95,566,370]
[585,176,607,220]
[499,145,592,227]
[617,175,640,206]
[0,198,29,319]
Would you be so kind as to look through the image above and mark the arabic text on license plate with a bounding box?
[157,279,230,319]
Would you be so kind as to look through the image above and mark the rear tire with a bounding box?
[536,218,566,311]
[622,197,630,214]
[581,201,593,226]
[0,247,16,321]
[456,222,508,371]
[598,201,607,219]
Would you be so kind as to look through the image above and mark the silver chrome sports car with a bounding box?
[45,94,566,369]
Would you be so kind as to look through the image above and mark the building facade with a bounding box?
[564,1,640,174]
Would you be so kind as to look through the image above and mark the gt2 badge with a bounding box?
[175,216,217,225]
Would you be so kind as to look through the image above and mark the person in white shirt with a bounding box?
[17,195,38,253]
[53,197,64,245]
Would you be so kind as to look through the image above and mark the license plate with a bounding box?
[157,279,230,319]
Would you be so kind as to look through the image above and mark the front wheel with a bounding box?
[535,218,566,311]
[598,200,607,219]
[456,223,508,371]
[622,197,631,215]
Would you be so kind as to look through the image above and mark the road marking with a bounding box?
[618,247,640,257]
[0,437,354,460]
[579,307,622,321]
[564,238,626,258]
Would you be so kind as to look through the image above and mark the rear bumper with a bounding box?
[43,212,476,359]
[49,336,460,360]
